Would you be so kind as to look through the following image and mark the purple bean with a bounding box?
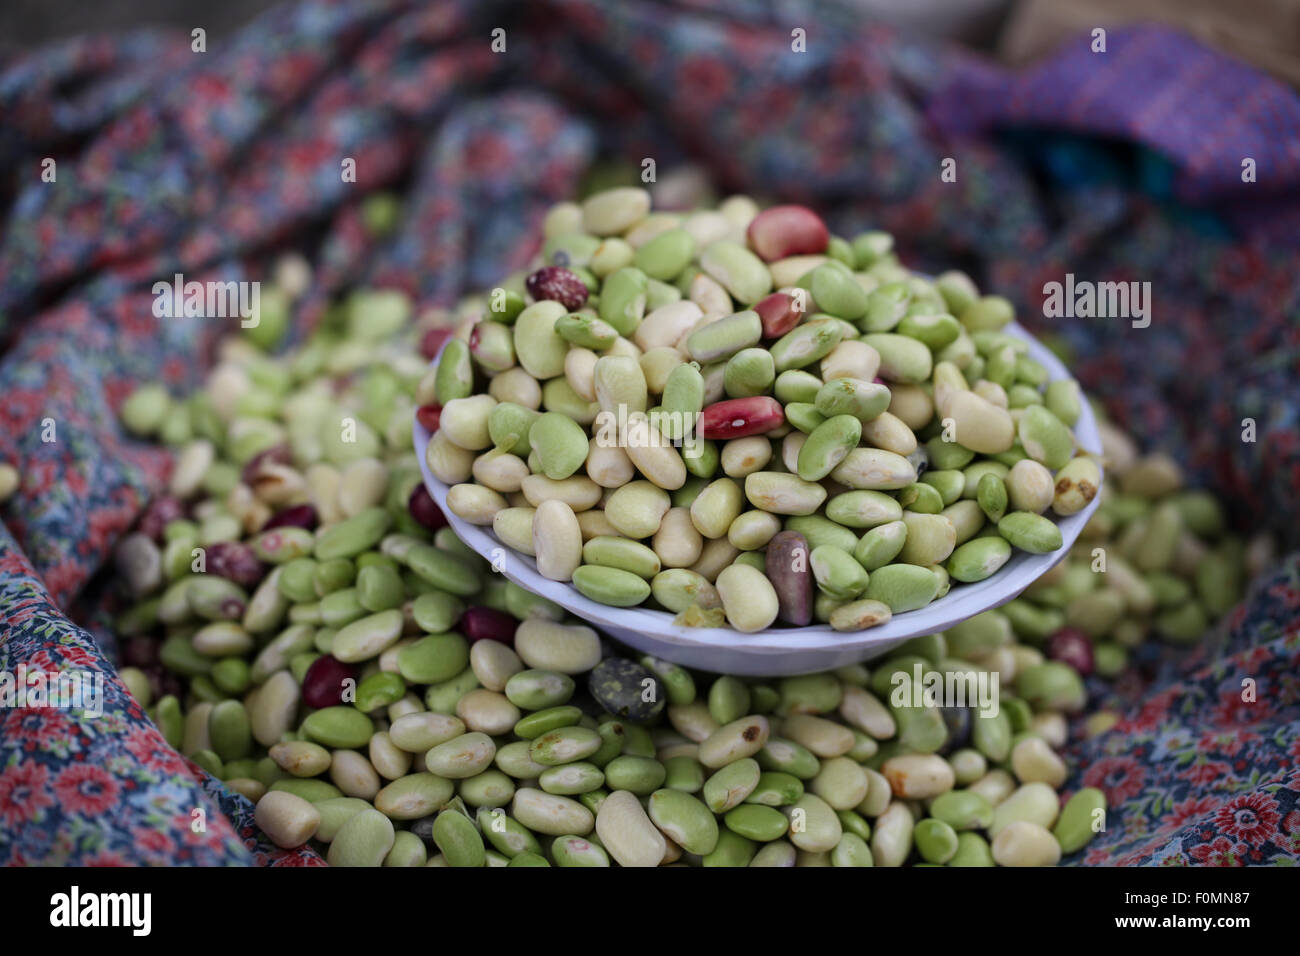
[263,503,318,532]
[139,495,186,542]
[766,530,813,626]
[205,540,266,588]
[459,607,517,646]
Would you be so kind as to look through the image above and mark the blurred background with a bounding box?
[4,0,1296,85]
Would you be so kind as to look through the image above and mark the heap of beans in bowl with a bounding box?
[111,229,1254,865]
[424,189,1099,632]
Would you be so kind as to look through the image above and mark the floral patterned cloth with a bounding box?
[0,0,1296,865]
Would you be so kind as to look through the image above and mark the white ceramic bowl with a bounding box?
[414,321,1101,676]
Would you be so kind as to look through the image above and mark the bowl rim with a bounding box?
[414,319,1102,663]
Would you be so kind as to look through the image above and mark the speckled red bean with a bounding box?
[755,292,802,339]
[139,495,186,542]
[745,205,829,262]
[263,503,318,532]
[460,606,517,646]
[698,397,785,440]
[1046,628,1094,677]
[526,266,589,311]
[302,655,359,709]
[240,443,293,486]
[408,485,448,532]
[206,540,265,588]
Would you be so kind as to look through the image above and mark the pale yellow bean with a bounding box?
[425,431,475,484]
[781,432,806,472]
[688,273,732,317]
[488,367,542,409]
[564,347,599,402]
[492,506,537,555]
[991,821,1061,867]
[727,510,781,550]
[456,689,522,736]
[255,791,320,848]
[716,564,779,633]
[782,714,854,758]
[882,753,956,799]
[520,474,603,511]
[369,731,412,780]
[720,437,773,478]
[596,790,666,868]
[1009,736,1067,787]
[439,394,497,450]
[653,507,704,568]
[446,483,506,525]
[1006,459,1055,514]
[859,411,917,456]
[576,509,619,541]
[623,415,687,490]
[690,477,744,538]
[887,383,934,430]
[698,715,770,768]
[330,749,381,800]
[533,499,583,581]
[472,450,529,493]
[639,346,685,395]
[972,379,1009,408]
[689,538,740,582]
[821,340,880,382]
[634,301,704,351]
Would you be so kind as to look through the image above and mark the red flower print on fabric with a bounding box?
[52,763,120,816]
[1083,756,1147,804]
[0,761,55,826]
[1188,837,1245,867]
[1214,792,1280,844]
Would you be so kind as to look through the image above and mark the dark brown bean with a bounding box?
[766,530,814,626]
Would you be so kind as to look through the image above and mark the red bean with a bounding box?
[263,504,318,532]
[206,540,266,588]
[408,484,447,531]
[415,404,442,433]
[745,205,829,262]
[698,396,785,440]
[766,531,813,626]
[301,656,359,709]
[526,266,589,311]
[754,292,801,339]
[459,606,518,645]
[1047,628,1094,677]
[420,327,454,360]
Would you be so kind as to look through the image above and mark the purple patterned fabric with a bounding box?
[0,0,1297,865]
